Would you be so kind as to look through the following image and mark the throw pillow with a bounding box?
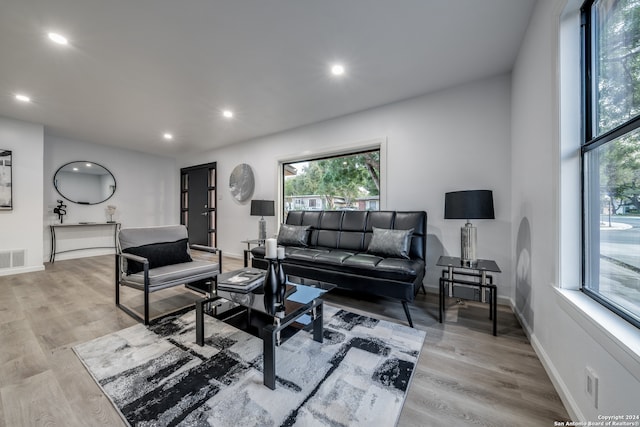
[367,227,414,259]
[123,238,192,274]
[277,224,311,247]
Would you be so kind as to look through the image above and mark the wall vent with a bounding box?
[0,249,26,269]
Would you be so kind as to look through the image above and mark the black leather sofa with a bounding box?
[251,210,427,327]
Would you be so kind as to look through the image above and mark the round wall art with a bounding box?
[229,163,255,203]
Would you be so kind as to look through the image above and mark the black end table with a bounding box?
[437,256,501,336]
[240,239,263,267]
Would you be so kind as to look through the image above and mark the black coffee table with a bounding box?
[195,269,335,389]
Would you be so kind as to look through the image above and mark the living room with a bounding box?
[1,0,639,425]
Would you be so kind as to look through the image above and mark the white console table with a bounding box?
[49,222,121,263]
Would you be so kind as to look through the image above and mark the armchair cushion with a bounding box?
[121,260,218,291]
[123,238,192,274]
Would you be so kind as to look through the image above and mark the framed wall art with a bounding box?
[0,150,12,210]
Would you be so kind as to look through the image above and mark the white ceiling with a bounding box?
[0,0,536,158]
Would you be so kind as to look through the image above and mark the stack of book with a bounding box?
[217,270,265,293]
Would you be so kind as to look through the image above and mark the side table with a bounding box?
[240,239,263,267]
[50,222,121,263]
[436,255,501,336]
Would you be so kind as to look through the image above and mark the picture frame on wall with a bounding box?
[0,149,12,210]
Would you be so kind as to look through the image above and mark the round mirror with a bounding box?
[53,161,116,205]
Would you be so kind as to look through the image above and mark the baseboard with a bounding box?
[509,298,584,421]
[0,264,45,277]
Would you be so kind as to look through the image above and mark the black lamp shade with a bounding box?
[250,200,275,217]
[444,190,495,220]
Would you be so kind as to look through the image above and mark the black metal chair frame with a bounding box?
[115,244,222,325]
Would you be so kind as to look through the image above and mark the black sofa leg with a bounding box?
[401,301,414,328]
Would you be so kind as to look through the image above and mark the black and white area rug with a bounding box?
[73,305,426,427]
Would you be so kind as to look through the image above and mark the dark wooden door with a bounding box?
[181,163,216,246]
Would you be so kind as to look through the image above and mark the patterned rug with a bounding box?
[73,304,426,427]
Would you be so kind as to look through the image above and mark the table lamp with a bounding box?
[444,190,494,267]
[250,199,275,241]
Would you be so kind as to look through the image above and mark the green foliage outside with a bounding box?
[597,0,640,213]
[284,151,380,211]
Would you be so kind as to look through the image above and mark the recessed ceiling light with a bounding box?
[222,110,234,119]
[48,32,69,45]
[72,167,79,172]
[15,94,31,103]
[330,63,345,76]
[86,163,92,167]
[163,133,173,140]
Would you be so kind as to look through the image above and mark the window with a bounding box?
[283,149,380,217]
[582,0,640,327]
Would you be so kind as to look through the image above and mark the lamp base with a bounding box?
[258,217,267,241]
[461,221,477,266]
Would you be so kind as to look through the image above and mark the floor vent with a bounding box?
[0,249,26,269]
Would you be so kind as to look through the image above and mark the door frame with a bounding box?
[180,162,217,247]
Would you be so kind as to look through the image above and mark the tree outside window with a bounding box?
[283,150,380,216]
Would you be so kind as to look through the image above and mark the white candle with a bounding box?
[265,238,277,259]
[277,246,285,259]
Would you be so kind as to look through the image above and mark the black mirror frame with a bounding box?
[53,160,117,205]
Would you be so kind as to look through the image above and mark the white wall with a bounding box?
[0,116,44,275]
[44,135,178,261]
[511,0,640,419]
[180,74,513,297]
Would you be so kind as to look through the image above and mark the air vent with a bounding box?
[0,249,26,269]
[0,252,9,269]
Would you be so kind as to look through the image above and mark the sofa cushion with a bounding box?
[123,238,192,274]
[314,250,356,265]
[366,227,414,259]
[366,211,395,230]
[338,231,365,251]
[284,252,423,283]
[341,255,422,282]
[277,224,311,247]
[286,247,330,261]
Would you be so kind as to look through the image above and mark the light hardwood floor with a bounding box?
[0,255,568,426]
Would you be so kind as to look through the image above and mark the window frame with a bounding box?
[581,0,640,328]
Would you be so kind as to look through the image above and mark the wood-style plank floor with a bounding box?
[0,255,568,426]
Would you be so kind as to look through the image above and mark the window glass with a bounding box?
[593,0,640,136]
[584,130,640,323]
[583,0,640,327]
[283,150,380,216]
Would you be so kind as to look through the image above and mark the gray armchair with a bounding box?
[115,225,221,325]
